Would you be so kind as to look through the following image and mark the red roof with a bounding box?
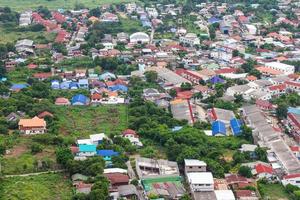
[247,75,257,81]
[122,129,138,136]
[37,111,54,118]
[70,146,79,154]
[91,93,102,100]
[215,68,237,74]
[225,174,249,184]
[288,113,300,129]
[283,173,300,180]
[285,81,300,88]
[290,146,300,152]
[268,83,286,91]
[33,72,52,79]
[55,97,70,104]
[52,12,66,23]
[28,63,38,69]
[238,15,248,23]
[104,173,129,185]
[176,91,193,99]
[255,163,273,174]
[256,99,273,109]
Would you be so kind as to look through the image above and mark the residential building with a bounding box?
[18,116,47,134]
[187,172,214,192]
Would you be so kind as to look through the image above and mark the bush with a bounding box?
[30,143,43,154]
[238,166,252,178]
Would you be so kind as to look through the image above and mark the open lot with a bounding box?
[0,24,56,44]
[0,173,73,200]
[0,0,137,11]
[2,137,57,175]
[55,105,128,138]
[259,183,292,200]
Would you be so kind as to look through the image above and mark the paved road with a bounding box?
[3,170,65,178]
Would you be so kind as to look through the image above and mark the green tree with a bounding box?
[30,143,43,154]
[56,147,74,167]
[238,166,252,178]
[169,89,177,98]
[276,102,288,119]
[255,147,267,162]
[145,71,158,83]
[180,82,192,91]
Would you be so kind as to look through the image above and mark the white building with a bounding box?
[179,33,200,46]
[184,159,207,174]
[19,11,32,26]
[265,62,295,75]
[130,32,150,44]
[187,172,214,192]
[214,190,235,200]
[282,174,300,187]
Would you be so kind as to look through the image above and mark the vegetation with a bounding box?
[0,173,73,200]
[0,0,137,11]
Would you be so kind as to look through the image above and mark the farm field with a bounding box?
[0,173,73,200]
[55,105,128,138]
[0,0,137,11]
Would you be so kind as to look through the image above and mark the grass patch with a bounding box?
[258,183,292,200]
[55,105,128,138]
[0,0,137,11]
[2,137,57,175]
[0,173,73,200]
[0,24,56,44]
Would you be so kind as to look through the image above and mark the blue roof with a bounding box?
[51,80,60,89]
[69,82,78,89]
[60,81,70,89]
[10,83,28,90]
[230,118,242,136]
[288,107,300,115]
[97,150,119,157]
[142,20,152,27]
[208,17,221,24]
[72,94,88,104]
[78,79,89,85]
[210,76,225,84]
[212,121,226,136]
[79,144,96,152]
[108,84,128,92]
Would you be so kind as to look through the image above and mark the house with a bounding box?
[101,12,119,22]
[71,94,89,105]
[264,62,295,75]
[282,173,300,187]
[75,182,92,194]
[55,97,71,106]
[78,79,89,89]
[212,121,226,136]
[60,81,70,90]
[108,84,128,92]
[69,82,79,90]
[10,83,28,92]
[122,129,143,147]
[230,118,242,136]
[235,190,259,200]
[179,33,200,46]
[37,111,53,119]
[51,80,60,89]
[170,99,194,124]
[5,111,25,122]
[208,107,235,125]
[176,69,203,84]
[240,144,258,158]
[18,116,47,134]
[15,39,34,54]
[210,75,225,84]
[117,185,138,199]
[187,172,214,192]
[184,159,207,175]
[33,72,52,80]
[90,133,107,145]
[99,72,116,80]
[104,173,129,188]
[285,81,300,94]
[78,144,97,157]
[255,99,274,110]
[97,150,119,161]
[214,190,235,200]
[254,163,274,179]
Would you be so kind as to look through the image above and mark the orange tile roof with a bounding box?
[256,66,283,75]
[18,116,46,127]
